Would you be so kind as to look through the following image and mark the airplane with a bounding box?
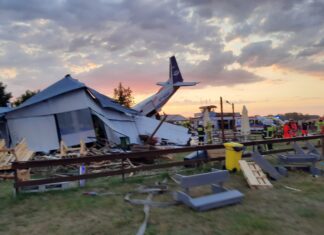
[133,56,198,117]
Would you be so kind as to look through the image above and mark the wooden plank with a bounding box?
[207,149,225,158]
[17,169,30,181]
[0,165,13,170]
[239,160,260,186]
[14,139,34,162]
[239,160,272,189]
[0,139,5,149]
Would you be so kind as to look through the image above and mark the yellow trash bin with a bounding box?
[223,142,244,171]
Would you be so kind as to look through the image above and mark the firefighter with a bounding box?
[197,124,205,145]
[283,121,291,138]
[290,120,298,137]
[275,124,283,138]
[262,125,274,150]
[301,121,308,136]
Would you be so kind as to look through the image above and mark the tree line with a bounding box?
[0,81,134,108]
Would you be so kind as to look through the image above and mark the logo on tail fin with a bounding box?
[173,70,180,77]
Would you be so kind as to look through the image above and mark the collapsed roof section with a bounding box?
[86,88,138,115]
[14,74,138,115]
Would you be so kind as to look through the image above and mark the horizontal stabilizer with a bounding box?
[174,81,198,86]
[156,81,198,87]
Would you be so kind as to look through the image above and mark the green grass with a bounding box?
[1,165,324,235]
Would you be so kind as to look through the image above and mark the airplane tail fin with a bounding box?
[169,56,183,84]
[157,56,198,87]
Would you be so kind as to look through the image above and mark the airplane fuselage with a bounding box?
[132,56,197,117]
[133,85,179,116]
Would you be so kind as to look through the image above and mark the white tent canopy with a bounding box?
[241,105,251,140]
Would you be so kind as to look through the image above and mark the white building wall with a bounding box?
[7,115,59,152]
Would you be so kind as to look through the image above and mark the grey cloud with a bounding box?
[239,40,289,67]
[179,0,262,21]
[189,51,265,86]
[127,50,150,58]
[1,0,321,98]
[261,0,324,33]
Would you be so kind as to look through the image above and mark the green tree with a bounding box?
[13,90,39,107]
[113,82,134,108]
[0,82,12,107]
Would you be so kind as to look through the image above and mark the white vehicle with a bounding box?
[133,56,198,117]
[237,116,283,133]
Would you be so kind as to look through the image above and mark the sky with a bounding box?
[0,0,323,117]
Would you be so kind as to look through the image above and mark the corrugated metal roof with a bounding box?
[13,75,85,110]
[0,107,11,117]
[87,88,138,115]
[11,74,138,115]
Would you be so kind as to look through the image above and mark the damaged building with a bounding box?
[0,75,190,152]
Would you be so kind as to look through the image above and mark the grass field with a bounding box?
[1,160,324,235]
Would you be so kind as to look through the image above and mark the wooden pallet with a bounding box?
[239,160,273,189]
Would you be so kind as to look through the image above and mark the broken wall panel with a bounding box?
[7,116,59,152]
[56,108,96,146]
[135,116,190,145]
[93,112,140,145]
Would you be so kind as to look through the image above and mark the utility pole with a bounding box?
[231,103,237,140]
[220,97,225,142]
[226,100,237,140]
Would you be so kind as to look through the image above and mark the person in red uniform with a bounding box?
[290,120,298,137]
[301,121,308,136]
[283,122,291,138]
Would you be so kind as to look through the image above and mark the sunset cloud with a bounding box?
[0,0,323,115]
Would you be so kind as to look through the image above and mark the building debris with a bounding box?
[282,185,302,192]
[251,150,282,180]
[0,139,34,180]
[174,170,244,211]
[239,160,273,189]
[58,140,87,158]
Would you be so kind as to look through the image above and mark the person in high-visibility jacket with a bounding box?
[205,121,213,144]
[197,124,205,145]
[262,125,274,150]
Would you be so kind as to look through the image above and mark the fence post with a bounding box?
[14,168,19,196]
[121,158,125,182]
[321,137,324,157]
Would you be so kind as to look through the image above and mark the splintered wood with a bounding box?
[59,140,88,158]
[1,139,34,180]
[13,138,34,162]
[239,160,273,189]
[0,139,14,171]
